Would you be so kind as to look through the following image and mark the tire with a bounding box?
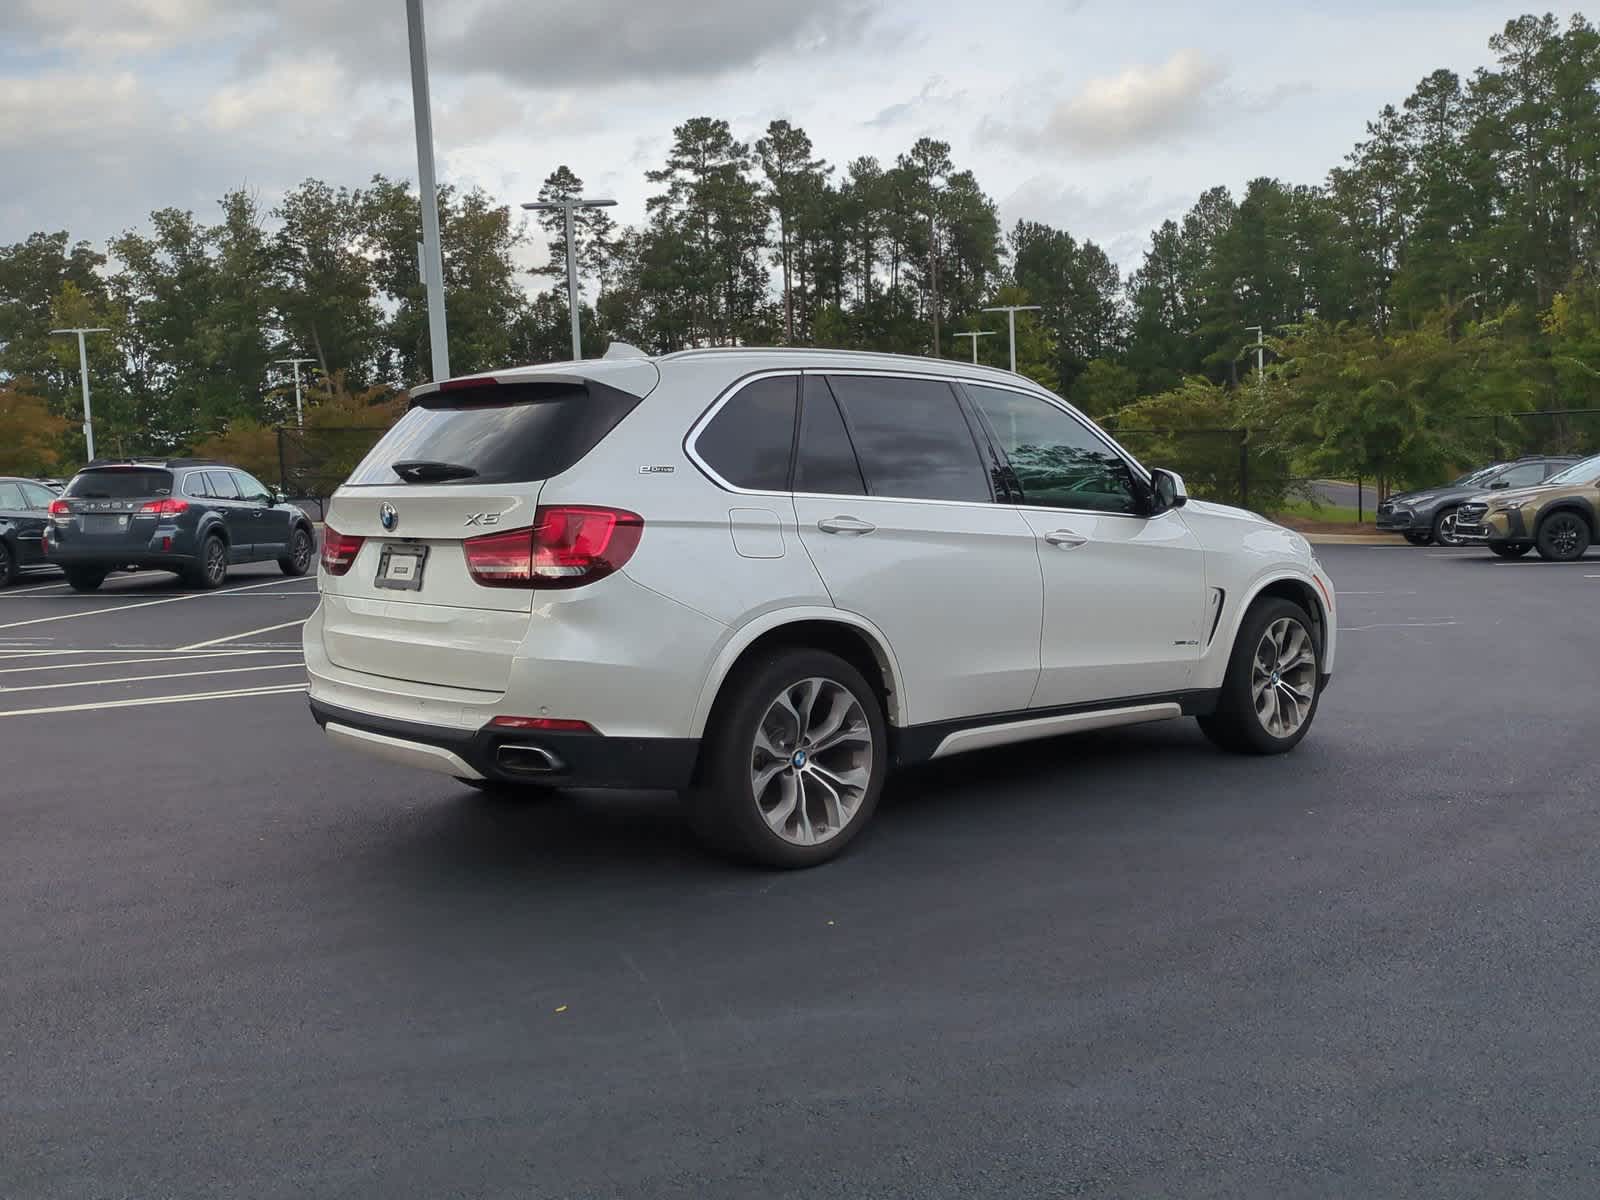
[1403,532,1431,546]
[686,647,888,868]
[65,566,107,593]
[1535,511,1591,562]
[1197,597,1323,756]
[279,526,314,577]
[1490,542,1532,559]
[1431,507,1462,547]
[0,539,17,587]
[186,534,229,589]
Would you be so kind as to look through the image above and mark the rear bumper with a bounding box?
[309,697,700,790]
[45,525,201,567]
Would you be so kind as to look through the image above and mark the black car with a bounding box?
[1376,456,1579,546]
[0,475,61,587]
[44,458,317,592]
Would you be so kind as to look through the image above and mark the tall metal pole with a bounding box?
[274,357,316,427]
[564,204,581,361]
[51,327,110,462]
[522,196,617,361]
[982,305,1042,374]
[1246,325,1264,399]
[406,0,450,382]
[953,331,996,364]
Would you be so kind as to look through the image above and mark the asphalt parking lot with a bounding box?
[5,544,1600,1198]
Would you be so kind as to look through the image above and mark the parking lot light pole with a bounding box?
[953,330,996,364]
[981,305,1042,374]
[50,326,111,462]
[273,357,316,427]
[406,0,450,382]
[520,197,617,360]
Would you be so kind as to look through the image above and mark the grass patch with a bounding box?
[1270,499,1367,524]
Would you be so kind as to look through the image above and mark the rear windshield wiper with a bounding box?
[391,460,479,483]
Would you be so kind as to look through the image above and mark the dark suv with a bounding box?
[44,459,316,591]
[0,476,60,587]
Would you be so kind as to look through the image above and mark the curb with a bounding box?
[1306,533,1400,545]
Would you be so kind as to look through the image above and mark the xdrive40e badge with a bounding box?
[379,502,398,532]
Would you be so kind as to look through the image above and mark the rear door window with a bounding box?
[794,376,865,496]
[826,375,992,503]
[0,481,24,510]
[184,473,214,499]
[206,471,240,500]
[65,470,174,498]
[695,375,798,491]
[345,380,643,486]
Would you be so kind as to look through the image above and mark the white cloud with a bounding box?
[1027,50,1229,156]
[205,57,343,132]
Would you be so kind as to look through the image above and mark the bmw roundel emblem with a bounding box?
[379,502,398,532]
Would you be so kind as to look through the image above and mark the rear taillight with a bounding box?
[138,498,189,516]
[320,527,364,576]
[463,505,642,590]
[48,499,69,516]
[490,716,596,733]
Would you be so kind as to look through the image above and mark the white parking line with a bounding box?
[0,662,305,695]
[0,682,308,718]
[179,618,309,651]
[0,650,302,675]
[0,576,309,631]
[1340,620,1460,631]
[0,647,303,659]
[0,580,73,596]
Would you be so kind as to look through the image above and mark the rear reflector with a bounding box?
[320,526,365,575]
[138,497,189,516]
[464,505,642,590]
[489,716,596,733]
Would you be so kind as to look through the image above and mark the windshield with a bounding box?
[64,469,174,498]
[1450,464,1504,487]
[1544,453,1600,486]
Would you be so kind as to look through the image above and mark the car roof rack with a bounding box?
[84,457,223,468]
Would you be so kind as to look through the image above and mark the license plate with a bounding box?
[84,515,129,533]
[375,543,427,591]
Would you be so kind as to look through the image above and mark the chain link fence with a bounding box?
[276,426,389,522]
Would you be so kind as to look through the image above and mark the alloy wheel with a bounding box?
[749,677,874,846]
[206,539,227,584]
[1545,514,1583,558]
[293,532,312,572]
[1436,512,1460,545]
[1252,617,1317,738]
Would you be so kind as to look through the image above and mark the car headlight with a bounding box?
[1488,500,1523,514]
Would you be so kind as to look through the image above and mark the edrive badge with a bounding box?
[379,502,398,532]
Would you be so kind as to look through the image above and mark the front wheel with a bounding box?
[279,527,314,576]
[1535,512,1591,562]
[1490,542,1532,559]
[1197,598,1323,755]
[687,648,887,868]
[65,566,107,592]
[0,539,17,587]
[1431,507,1463,547]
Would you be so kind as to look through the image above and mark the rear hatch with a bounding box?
[319,373,649,693]
[53,467,176,550]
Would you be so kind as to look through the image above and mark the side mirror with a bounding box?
[270,489,285,506]
[1150,468,1188,513]
[1489,480,1509,490]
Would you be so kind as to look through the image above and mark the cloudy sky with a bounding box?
[0,0,1577,273]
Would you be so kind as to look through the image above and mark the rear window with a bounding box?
[65,469,173,498]
[345,381,642,486]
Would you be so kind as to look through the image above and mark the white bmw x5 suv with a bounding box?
[306,348,1336,867]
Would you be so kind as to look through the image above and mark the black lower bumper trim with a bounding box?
[309,698,700,790]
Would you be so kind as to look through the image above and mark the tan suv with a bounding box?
[1455,452,1600,560]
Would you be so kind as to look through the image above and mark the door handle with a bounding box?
[817,516,876,536]
[1044,529,1088,548]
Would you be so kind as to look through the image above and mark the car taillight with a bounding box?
[48,499,70,516]
[464,506,642,590]
[489,716,596,733]
[138,498,189,516]
[320,527,364,575]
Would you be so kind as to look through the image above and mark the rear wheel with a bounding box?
[1197,597,1322,755]
[1490,542,1532,559]
[1431,507,1462,547]
[1535,511,1590,562]
[687,648,887,868]
[1402,532,1431,546]
[186,534,228,589]
[279,527,313,576]
[65,566,107,593]
[0,539,17,587]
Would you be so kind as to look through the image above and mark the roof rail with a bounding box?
[84,457,222,468]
